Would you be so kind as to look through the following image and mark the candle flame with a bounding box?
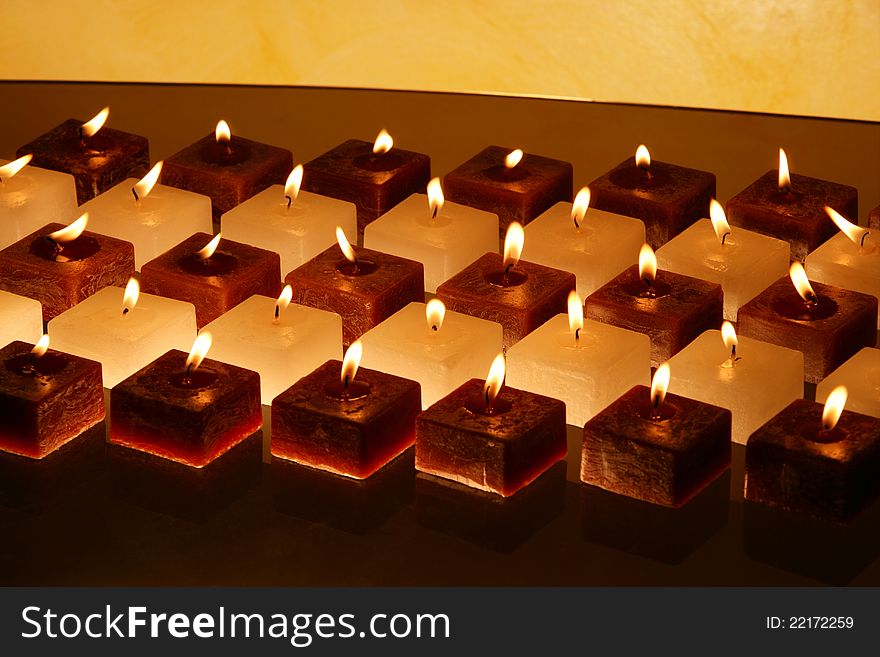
[215,120,231,143]
[568,290,584,338]
[571,186,590,228]
[285,165,304,204]
[81,107,109,138]
[778,148,790,190]
[122,277,140,315]
[49,213,88,243]
[638,242,657,283]
[789,261,817,303]
[721,321,737,353]
[709,199,731,244]
[197,233,222,260]
[341,340,363,388]
[504,149,523,169]
[651,363,670,407]
[822,385,847,431]
[185,332,213,372]
[274,284,293,321]
[132,161,163,201]
[373,129,393,154]
[635,144,651,169]
[31,334,50,358]
[426,298,446,332]
[484,352,506,408]
[502,222,525,271]
[427,177,444,218]
[0,154,32,181]
[335,226,356,263]
[825,205,869,247]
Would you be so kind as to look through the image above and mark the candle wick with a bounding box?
[352,256,360,274]
[431,206,439,220]
[131,187,140,203]
[721,232,730,245]
[431,324,438,332]
[78,126,86,148]
[44,235,64,258]
[274,304,281,321]
[860,231,870,248]
[285,195,293,210]
[575,327,581,345]
[343,373,350,391]
[484,387,494,414]
[122,307,130,317]
[573,215,580,230]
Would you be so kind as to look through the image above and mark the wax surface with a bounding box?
[359,302,503,409]
[806,233,880,328]
[816,347,880,420]
[666,330,804,444]
[221,184,357,276]
[656,219,789,321]
[0,290,42,348]
[506,315,650,426]
[363,193,499,293]
[204,296,342,405]
[0,159,78,250]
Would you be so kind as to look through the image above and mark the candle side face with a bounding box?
[0,290,43,347]
[81,179,213,269]
[363,194,499,293]
[666,330,804,444]
[806,233,880,328]
[221,185,357,275]
[359,302,503,408]
[204,296,343,405]
[816,347,880,419]
[522,202,646,299]
[506,316,650,426]
[656,219,790,321]
[0,160,78,249]
[869,205,880,232]
[47,286,197,388]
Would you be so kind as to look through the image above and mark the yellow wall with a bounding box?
[1,1,877,121]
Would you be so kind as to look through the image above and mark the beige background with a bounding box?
[0,1,877,121]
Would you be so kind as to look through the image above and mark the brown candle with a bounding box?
[869,204,880,232]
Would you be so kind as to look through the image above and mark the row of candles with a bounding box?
[0,107,878,524]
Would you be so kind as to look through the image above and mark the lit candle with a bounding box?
[816,347,880,419]
[0,290,42,348]
[363,177,499,292]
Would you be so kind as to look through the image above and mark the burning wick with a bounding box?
[340,340,363,392]
[789,261,819,310]
[825,205,871,249]
[132,161,163,203]
[336,226,358,273]
[709,199,731,245]
[0,153,32,184]
[23,334,51,375]
[45,213,89,257]
[274,285,293,323]
[635,144,652,181]
[650,363,670,420]
[501,222,525,281]
[216,120,232,156]
[571,187,590,230]
[197,233,222,262]
[483,352,506,414]
[183,332,212,383]
[568,290,583,346]
[721,321,740,368]
[427,177,444,220]
[373,129,393,155]
[638,243,658,298]
[778,148,791,193]
[821,385,847,434]
[79,107,109,146]
[121,277,139,317]
[426,298,445,333]
[285,165,303,210]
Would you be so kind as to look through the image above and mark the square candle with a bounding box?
[160,126,292,221]
[587,151,715,249]
[584,265,724,367]
[0,158,78,249]
[140,232,282,328]
[271,359,421,479]
[47,285,197,388]
[359,301,503,409]
[435,253,575,349]
[816,348,880,419]
[415,378,567,497]
[17,116,150,204]
[0,340,105,459]
[0,290,42,348]
[81,176,213,269]
[203,295,342,405]
[665,329,804,444]
[110,349,262,467]
[521,199,645,300]
[363,192,499,293]
[506,316,650,426]
[285,243,424,346]
[0,221,135,322]
[443,145,573,237]
[302,138,431,237]
[745,398,880,521]
[582,385,731,507]
[737,276,878,383]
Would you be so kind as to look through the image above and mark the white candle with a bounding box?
[359,300,503,408]
[816,347,880,419]
[521,190,645,299]
[665,325,804,444]
[363,180,498,293]
[202,290,343,405]
[656,202,789,321]
[0,289,43,347]
[47,280,198,387]
[0,156,78,249]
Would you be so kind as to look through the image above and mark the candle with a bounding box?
[737,262,878,383]
[443,145,573,238]
[203,287,343,405]
[0,213,135,321]
[581,364,732,507]
[221,164,358,275]
[435,222,575,348]
[0,155,78,249]
[656,200,789,321]
[285,226,424,346]
[47,278,198,388]
[805,207,879,328]
[584,243,724,366]
[109,333,262,467]
[359,300,503,409]
[506,291,650,426]
[816,347,880,419]
[80,162,213,269]
[16,107,150,204]
[0,336,104,459]
[870,204,880,231]
[726,148,858,261]
[665,323,804,444]
[415,353,567,497]
[587,145,716,249]
[271,343,422,479]
[302,130,431,238]
[745,389,880,521]
[363,178,499,292]
[160,120,293,223]
[139,232,282,328]
[521,187,646,299]
[0,290,42,348]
